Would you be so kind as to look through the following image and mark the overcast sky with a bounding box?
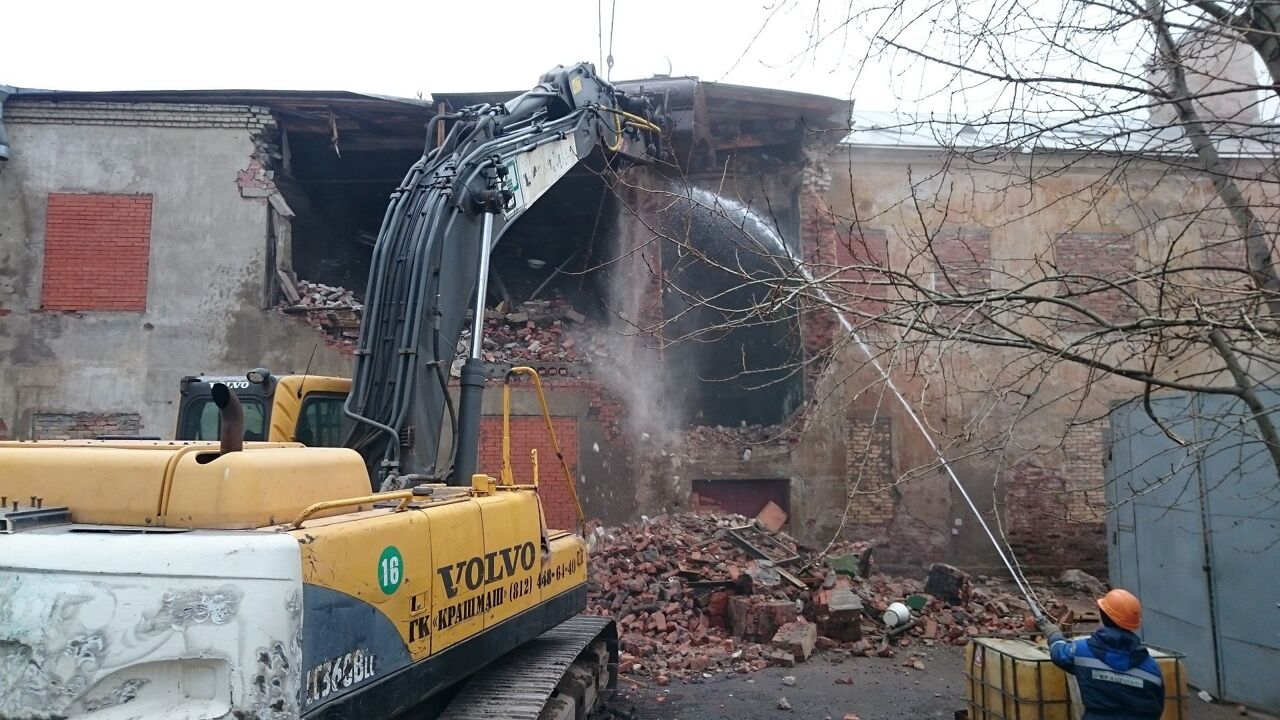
[3,1,895,106]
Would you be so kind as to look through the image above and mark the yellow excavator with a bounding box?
[0,63,661,720]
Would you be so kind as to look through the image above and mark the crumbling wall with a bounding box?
[0,101,351,438]
[32,412,142,439]
[812,142,1269,575]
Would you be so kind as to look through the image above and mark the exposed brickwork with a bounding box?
[463,376,626,441]
[1054,233,1136,325]
[930,229,994,327]
[1200,233,1257,306]
[1005,462,1106,574]
[1201,233,1247,269]
[33,412,142,439]
[874,510,952,571]
[7,100,275,131]
[835,228,889,315]
[479,415,580,531]
[1062,422,1108,522]
[237,157,278,198]
[42,193,153,311]
[933,229,992,292]
[799,143,844,361]
[845,416,896,526]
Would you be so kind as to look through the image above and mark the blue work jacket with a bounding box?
[1048,626,1165,720]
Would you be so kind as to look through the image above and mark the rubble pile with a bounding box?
[685,422,794,450]
[585,512,1077,683]
[282,279,364,349]
[456,299,604,369]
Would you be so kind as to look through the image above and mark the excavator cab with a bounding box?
[176,368,351,445]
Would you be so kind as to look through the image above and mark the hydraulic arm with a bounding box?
[342,63,659,488]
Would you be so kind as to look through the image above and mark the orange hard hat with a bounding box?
[1097,589,1142,630]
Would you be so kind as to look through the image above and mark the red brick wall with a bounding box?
[1005,462,1107,574]
[33,412,143,439]
[834,228,889,314]
[479,416,580,530]
[43,193,153,311]
[933,230,992,292]
[1054,232,1135,325]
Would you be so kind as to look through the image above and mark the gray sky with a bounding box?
[3,1,886,105]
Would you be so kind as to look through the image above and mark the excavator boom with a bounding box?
[343,63,658,487]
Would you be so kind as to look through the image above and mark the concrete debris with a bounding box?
[1058,568,1108,597]
[781,675,796,686]
[585,513,1076,684]
[776,696,792,711]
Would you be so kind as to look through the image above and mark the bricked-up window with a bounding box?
[1054,232,1136,326]
[845,415,895,527]
[834,228,889,314]
[932,230,993,327]
[43,193,153,311]
[932,230,992,293]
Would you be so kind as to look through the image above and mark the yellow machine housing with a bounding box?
[1,368,596,719]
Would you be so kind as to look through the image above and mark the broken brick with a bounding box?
[756,501,788,533]
[772,621,817,660]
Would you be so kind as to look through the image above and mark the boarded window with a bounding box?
[43,193,153,311]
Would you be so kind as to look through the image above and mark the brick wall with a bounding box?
[845,416,896,526]
[1054,232,1136,325]
[933,229,992,292]
[479,415,580,530]
[800,144,845,361]
[42,193,153,311]
[1005,462,1107,574]
[33,412,142,439]
[876,510,952,571]
[1063,422,1108,522]
[1201,233,1255,304]
[7,101,275,131]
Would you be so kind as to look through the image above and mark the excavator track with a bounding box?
[439,615,618,720]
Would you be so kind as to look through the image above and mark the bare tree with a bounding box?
[645,0,1280,486]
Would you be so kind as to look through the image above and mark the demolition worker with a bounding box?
[1038,589,1165,720]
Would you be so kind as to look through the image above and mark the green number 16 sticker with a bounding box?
[378,546,403,595]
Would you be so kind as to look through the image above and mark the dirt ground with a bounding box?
[605,645,1258,720]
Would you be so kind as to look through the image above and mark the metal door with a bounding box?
[1107,392,1280,711]
[1197,394,1280,710]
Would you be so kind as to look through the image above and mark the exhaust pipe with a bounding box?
[210,383,244,455]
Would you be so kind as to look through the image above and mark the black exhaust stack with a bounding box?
[210,383,244,455]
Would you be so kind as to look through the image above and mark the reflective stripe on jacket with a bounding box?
[1048,626,1164,720]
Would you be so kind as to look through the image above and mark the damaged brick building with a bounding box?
[2,75,1231,576]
